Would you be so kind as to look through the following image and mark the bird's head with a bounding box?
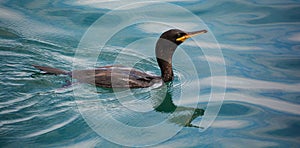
[155,28,208,82]
[159,29,207,45]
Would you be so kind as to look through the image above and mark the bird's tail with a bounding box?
[33,65,68,75]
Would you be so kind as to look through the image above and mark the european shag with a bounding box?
[33,29,207,88]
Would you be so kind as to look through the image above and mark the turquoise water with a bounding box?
[1,0,300,147]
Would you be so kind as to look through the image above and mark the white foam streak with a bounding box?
[186,41,262,51]
[62,138,100,148]
[72,0,197,10]
[211,120,250,129]
[23,115,79,138]
[188,76,300,115]
[200,76,300,92]
[288,32,300,42]
[138,23,199,34]
[198,55,225,64]
[197,93,300,115]
[224,93,300,115]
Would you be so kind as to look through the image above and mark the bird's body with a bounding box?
[72,65,162,88]
[34,65,162,88]
[33,29,207,88]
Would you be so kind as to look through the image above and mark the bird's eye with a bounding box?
[177,33,182,37]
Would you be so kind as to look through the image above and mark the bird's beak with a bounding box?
[176,29,208,42]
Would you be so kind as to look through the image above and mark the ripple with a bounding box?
[0,115,36,127]
[0,93,39,114]
[0,5,73,42]
[39,107,73,118]
[63,138,100,148]
[70,0,197,10]
[200,93,300,115]
[287,32,300,42]
[211,119,251,129]
[218,102,259,117]
[185,41,263,51]
[0,100,38,114]
[174,68,194,88]
[0,93,33,106]
[0,50,31,58]
[271,58,300,71]
[198,55,225,64]
[199,76,300,92]
[22,38,63,49]
[22,115,79,138]
[137,23,199,34]
[0,27,20,39]
[234,12,266,20]
[217,138,278,147]
[222,32,262,41]
[1,0,300,147]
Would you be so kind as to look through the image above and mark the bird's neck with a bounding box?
[155,39,177,82]
[156,58,173,82]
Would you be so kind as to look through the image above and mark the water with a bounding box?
[1,0,300,147]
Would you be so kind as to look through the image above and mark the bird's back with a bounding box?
[71,66,162,88]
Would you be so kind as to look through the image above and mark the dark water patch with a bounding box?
[267,122,300,138]
[218,102,258,117]
[0,27,21,39]
[247,7,300,24]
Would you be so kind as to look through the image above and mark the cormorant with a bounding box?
[33,29,207,88]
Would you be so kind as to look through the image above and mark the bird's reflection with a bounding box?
[150,83,205,128]
[96,82,205,128]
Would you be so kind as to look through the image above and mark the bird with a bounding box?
[33,29,207,88]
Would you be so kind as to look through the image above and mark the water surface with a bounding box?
[1,0,300,147]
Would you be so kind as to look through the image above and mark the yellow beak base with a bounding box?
[176,29,208,42]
